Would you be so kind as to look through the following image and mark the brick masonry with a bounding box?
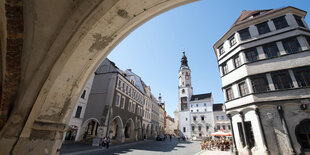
[0,0,23,130]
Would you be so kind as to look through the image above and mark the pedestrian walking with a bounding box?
[106,136,110,149]
[102,137,107,148]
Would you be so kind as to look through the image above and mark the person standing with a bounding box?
[106,136,110,149]
[102,137,106,148]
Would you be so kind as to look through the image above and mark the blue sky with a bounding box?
[108,0,310,117]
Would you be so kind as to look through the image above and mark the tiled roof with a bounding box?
[190,93,211,101]
[233,9,272,26]
[213,103,223,111]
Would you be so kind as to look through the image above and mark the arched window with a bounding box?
[296,119,310,150]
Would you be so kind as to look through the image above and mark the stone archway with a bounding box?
[124,119,135,142]
[0,0,198,154]
[110,116,124,143]
[295,119,310,154]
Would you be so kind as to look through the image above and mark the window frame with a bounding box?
[233,55,242,68]
[256,21,271,35]
[271,70,294,90]
[293,66,310,87]
[222,63,228,75]
[226,87,234,101]
[272,16,289,30]
[115,93,121,107]
[251,74,270,93]
[75,106,82,118]
[244,48,258,62]
[263,42,280,58]
[282,37,301,54]
[219,44,225,55]
[294,15,305,28]
[229,35,237,47]
[238,81,249,97]
[238,27,251,41]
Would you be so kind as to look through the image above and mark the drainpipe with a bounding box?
[277,105,296,155]
[227,114,238,155]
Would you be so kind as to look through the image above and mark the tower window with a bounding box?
[81,90,86,99]
[182,89,185,94]
[293,66,310,87]
[201,116,204,121]
[238,81,249,97]
[183,127,186,132]
[75,106,82,118]
[193,116,196,121]
[251,74,269,93]
[218,44,225,55]
[271,71,293,90]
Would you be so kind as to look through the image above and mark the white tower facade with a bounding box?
[178,51,193,138]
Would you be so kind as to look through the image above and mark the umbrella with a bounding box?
[210,131,232,136]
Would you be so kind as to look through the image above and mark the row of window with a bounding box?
[221,36,309,76]
[218,14,306,56]
[216,124,231,130]
[225,66,310,101]
[117,78,144,104]
[191,109,208,112]
[216,115,228,121]
[193,116,205,121]
[183,125,211,133]
[115,93,140,114]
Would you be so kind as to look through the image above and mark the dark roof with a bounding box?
[190,93,211,101]
[213,103,224,111]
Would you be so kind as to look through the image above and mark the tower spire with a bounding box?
[181,49,188,67]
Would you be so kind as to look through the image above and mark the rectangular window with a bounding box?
[222,63,228,75]
[238,122,245,147]
[228,125,231,130]
[192,126,195,131]
[256,21,270,35]
[244,48,258,62]
[221,116,224,120]
[115,94,120,106]
[251,75,269,93]
[196,109,199,112]
[75,106,82,118]
[238,81,249,96]
[183,127,186,132]
[128,100,132,112]
[132,102,136,113]
[245,121,255,148]
[282,37,301,54]
[121,97,125,109]
[271,71,293,90]
[219,44,225,55]
[193,116,196,121]
[201,116,204,121]
[229,35,237,47]
[294,15,305,28]
[263,43,280,58]
[294,66,310,87]
[238,28,251,40]
[216,116,219,120]
[272,16,288,30]
[226,88,234,101]
[81,90,86,99]
[233,55,241,68]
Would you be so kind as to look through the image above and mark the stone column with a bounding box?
[240,112,252,155]
[255,108,270,155]
[227,114,238,155]
[277,105,296,155]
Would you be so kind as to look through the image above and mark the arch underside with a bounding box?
[0,0,198,154]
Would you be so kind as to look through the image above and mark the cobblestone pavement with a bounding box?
[60,138,204,155]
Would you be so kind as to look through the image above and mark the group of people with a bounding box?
[200,137,233,152]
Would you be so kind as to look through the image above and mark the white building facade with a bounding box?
[214,6,310,155]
